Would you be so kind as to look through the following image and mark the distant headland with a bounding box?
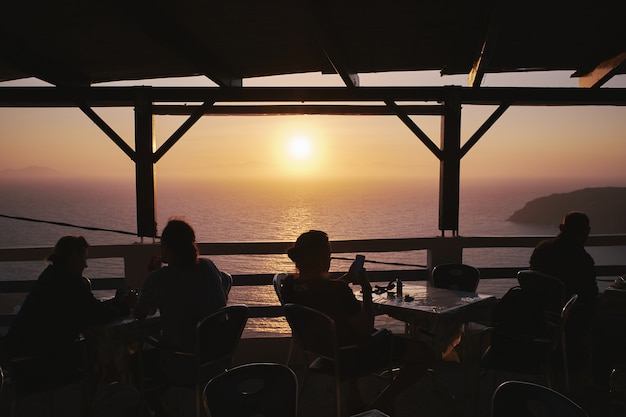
[508,187,626,233]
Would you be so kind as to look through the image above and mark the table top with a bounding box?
[354,281,497,341]
[355,281,496,315]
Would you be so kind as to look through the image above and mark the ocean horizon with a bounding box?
[1,175,625,335]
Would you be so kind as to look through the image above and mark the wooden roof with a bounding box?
[1,0,625,88]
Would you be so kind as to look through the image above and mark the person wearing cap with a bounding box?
[282,230,435,414]
[530,211,598,304]
[529,211,598,365]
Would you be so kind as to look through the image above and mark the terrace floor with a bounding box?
[1,328,618,417]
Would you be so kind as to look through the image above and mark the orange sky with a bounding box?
[1,71,625,190]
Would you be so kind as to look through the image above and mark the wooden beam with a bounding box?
[1,86,626,108]
[468,8,503,88]
[303,0,359,88]
[123,0,242,88]
[578,52,626,88]
[152,103,444,116]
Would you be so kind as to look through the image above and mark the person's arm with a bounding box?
[75,282,127,326]
[133,273,160,319]
[345,269,375,336]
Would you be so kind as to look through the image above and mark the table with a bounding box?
[354,282,497,347]
[84,311,160,384]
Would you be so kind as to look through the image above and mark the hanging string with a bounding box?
[0,213,137,236]
[331,256,426,269]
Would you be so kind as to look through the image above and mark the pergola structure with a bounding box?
[1,0,625,242]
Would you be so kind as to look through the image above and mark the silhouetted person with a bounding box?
[530,211,598,303]
[134,218,228,386]
[4,235,131,384]
[282,230,435,414]
[530,211,598,363]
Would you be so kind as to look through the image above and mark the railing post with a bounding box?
[427,237,463,284]
[123,244,160,289]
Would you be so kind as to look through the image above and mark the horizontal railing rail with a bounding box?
[1,235,625,327]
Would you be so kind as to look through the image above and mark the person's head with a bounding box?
[287,230,331,277]
[559,211,590,243]
[47,236,89,277]
[160,218,199,267]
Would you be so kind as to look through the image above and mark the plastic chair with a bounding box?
[144,304,249,417]
[203,362,298,417]
[283,303,394,417]
[432,263,481,292]
[478,292,578,396]
[490,380,589,417]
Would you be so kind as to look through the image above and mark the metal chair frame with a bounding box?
[283,303,394,417]
[203,362,298,417]
[144,304,249,417]
[490,380,589,417]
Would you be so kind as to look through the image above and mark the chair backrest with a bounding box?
[551,294,578,350]
[273,273,289,305]
[491,380,589,417]
[195,304,249,383]
[283,303,338,360]
[517,270,568,323]
[203,362,298,417]
[220,271,233,300]
[432,263,481,292]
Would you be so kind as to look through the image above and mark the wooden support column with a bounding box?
[438,90,462,238]
[134,87,157,238]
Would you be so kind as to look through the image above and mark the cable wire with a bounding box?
[0,213,137,236]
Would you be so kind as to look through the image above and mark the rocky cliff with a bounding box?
[507,187,626,233]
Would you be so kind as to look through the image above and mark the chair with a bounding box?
[516,269,568,321]
[203,362,298,417]
[432,263,481,292]
[220,271,233,300]
[273,273,289,305]
[273,273,300,366]
[0,335,88,417]
[490,380,589,417]
[425,263,481,360]
[144,304,249,417]
[283,303,394,417]
[478,292,578,395]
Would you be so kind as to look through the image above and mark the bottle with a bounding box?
[396,277,403,298]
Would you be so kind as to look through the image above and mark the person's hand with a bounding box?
[348,266,370,289]
[119,288,138,308]
[147,256,162,272]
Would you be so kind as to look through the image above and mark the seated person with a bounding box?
[529,211,598,361]
[134,218,228,386]
[282,230,435,414]
[530,211,598,305]
[4,235,133,384]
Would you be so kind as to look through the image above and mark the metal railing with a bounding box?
[1,234,625,326]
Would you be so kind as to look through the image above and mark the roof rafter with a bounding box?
[577,52,626,88]
[303,1,359,88]
[0,29,91,87]
[122,0,242,87]
[468,8,503,88]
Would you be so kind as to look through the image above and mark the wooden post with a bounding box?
[134,87,158,239]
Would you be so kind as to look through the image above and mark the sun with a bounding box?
[287,136,313,160]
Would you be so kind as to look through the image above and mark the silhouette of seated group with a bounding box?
[0,211,617,417]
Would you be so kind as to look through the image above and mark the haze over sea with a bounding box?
[1,175,625,335]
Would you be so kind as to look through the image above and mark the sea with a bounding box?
[1,176,624,336]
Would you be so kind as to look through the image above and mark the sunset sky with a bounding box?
[1,71,625,190]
